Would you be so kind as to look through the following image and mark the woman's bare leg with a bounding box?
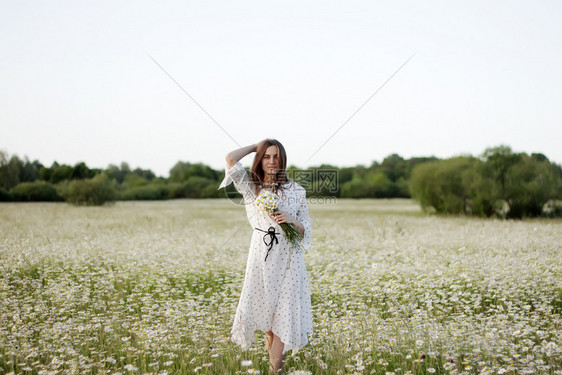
[265,330,274,353]
[266,330,274,343]
[269,333,285,374]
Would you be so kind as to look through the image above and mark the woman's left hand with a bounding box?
[270,211,296,225]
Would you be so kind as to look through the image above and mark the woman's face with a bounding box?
[262,145,280,179]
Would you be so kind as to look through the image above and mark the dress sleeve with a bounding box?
[295,185,312,252]
[217,162,256,200]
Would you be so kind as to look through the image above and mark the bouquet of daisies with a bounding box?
[256,190,303,250]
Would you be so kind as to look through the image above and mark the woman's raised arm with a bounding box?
[225,141,266,168]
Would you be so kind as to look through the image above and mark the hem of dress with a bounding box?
[271,327,313,356]
[231,322,312,356]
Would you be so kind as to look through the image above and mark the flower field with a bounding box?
[0,199,561,374]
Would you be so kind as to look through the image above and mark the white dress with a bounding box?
[218,161,313,355]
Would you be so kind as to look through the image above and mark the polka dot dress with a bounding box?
[218,161,313,355]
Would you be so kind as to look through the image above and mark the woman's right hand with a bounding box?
[255,139,269,152]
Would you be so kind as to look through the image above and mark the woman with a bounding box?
[218,139,313,374]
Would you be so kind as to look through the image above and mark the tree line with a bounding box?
[409,146,562,218]
[1,146,561,218]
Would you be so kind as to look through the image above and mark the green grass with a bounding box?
[0,199,561,374]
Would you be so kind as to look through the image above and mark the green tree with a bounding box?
[120,183,168,201]
[0,151,20,189]
[132,167,156,181]
[19,158,42,183]
[504,154,559,218]
[72,162,94,180]
[380,154,407,182]
[394,177,410,198]
[465,160,499,217]
[11,181,62,201]
[338,167,354,186]
[124,174,150,188]
[183,176,216,198]
[367,171,392,198]
[39,166,53,181]
[409,156,476,214]
[105,164,121,183]
[341,175,373,198]
[482,145,522,198]
[60,174,117,206]
[170,162,218,182]
[49,164,73,184]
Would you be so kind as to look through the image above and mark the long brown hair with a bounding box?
[250,139,290,194]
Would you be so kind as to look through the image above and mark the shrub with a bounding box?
[166,177,222,199]
[119,184,169,201]
[0,187,13,201]
[201,183,222,198]
[123,174,150,188]
[49,164,73,184]
[10,181,62,202]
[410,149,562,218]
[409,157,476,214]
[167,182,186,199]
[61,174,116,206]
[367,172,393,198]
[169,162,219,182]
[504,155,559,218]
[340,176,373,198]
[183,177,216,198]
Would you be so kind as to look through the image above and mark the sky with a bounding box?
[2,0,561,177]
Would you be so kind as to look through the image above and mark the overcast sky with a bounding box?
[2,0,561,177]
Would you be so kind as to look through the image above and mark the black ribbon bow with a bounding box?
[254,226,279,261]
